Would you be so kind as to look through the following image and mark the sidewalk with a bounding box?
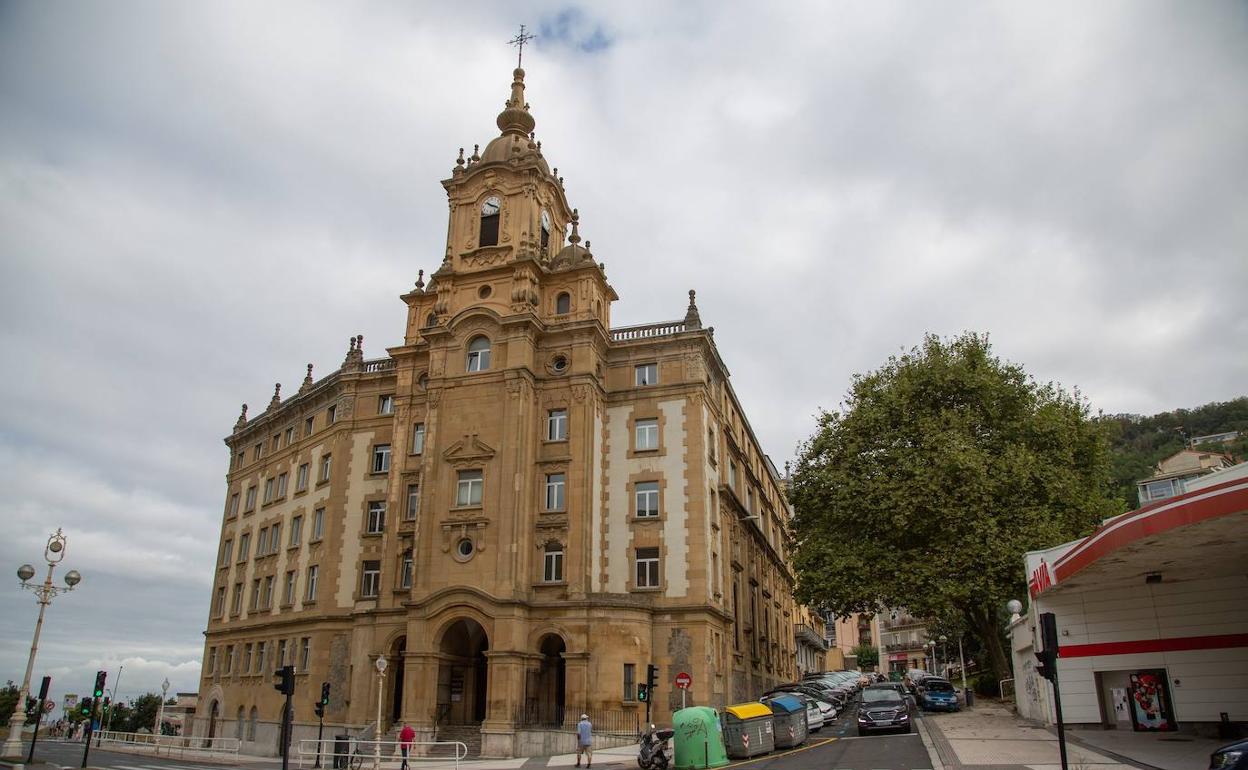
[1064,727,1224,770]
[921,699,1132,769]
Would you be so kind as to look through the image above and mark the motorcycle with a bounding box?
[637,724,674,770]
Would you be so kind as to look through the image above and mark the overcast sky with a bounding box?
[2,1,1245,708]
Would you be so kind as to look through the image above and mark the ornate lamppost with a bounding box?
[939,634,948,678]
[154,678,170,737]
[2,529,82,759]
[373,656,387,770]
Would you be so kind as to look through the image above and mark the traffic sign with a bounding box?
[43,699,55,713]
[675,672,692,689]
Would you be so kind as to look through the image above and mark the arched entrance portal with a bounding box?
[390,637,406,724]
[437,619,489,725]
[527,634,567,725]
[204,700,219,747]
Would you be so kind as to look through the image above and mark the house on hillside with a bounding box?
[1136,448,1235,505]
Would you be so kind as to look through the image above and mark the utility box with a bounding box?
[672,707,729,770]
[333,735,350,769]
[721,703,774,758]
[765,694,808,748]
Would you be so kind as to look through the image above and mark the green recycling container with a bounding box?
[672,707,729,769]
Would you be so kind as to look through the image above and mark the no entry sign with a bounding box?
[675,672,692,689]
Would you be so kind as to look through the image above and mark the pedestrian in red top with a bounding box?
[399,722,416,770]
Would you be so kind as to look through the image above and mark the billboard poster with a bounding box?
[1128,669,1176,732]
[63,693,78,713]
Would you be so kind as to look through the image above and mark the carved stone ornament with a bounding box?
[428,389,442,407]
[337,396,355,419]
[440,520,488,554]
[571,384,589,402]
[441,433,497,468]
[462,247,509,268]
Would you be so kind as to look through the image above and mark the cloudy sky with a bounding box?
[1,1,1245,708]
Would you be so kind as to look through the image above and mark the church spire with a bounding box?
[496,67,536,137]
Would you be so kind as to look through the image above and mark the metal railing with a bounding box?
[610,320,689,341]
[999,677,1015,700]
[94,730,241,759]
[297,738,467,770]
[512,705,639,737]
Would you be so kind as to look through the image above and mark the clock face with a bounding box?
[481,197,501,216]
[540,209,551,231]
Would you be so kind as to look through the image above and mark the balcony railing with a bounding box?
[794,623,825,649]
[363,357,396,372]
[610,320,689,341]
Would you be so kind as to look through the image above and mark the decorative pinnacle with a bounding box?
[684,288,703,329]
[268,382,282,410]
[456,147,465,167]
[299,364,314,394]
[234,403,249,431]
[415,269,426,291]
[471,144,480,162]
[568,209,581,245]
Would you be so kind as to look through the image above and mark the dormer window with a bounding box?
[479,196,501,247]
[466,335,491,372]
[556,292,571,315]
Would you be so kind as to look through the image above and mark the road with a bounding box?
[18,702,935,770]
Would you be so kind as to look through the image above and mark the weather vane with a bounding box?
[509,24,537,68]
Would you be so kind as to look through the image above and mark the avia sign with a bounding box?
[1028,560,1054,598]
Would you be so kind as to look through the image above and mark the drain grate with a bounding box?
[1159,737,1194,742]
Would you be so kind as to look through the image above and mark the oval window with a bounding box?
[457,538,475,559]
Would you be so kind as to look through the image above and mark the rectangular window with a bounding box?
[547,409,568,441]
[635,363,658,386]
[285,427,295,446]
[225,645,234,674]
[456,469,483,507]
[327,404,337,424]
[312,507,324,540]
[263,575,274,608]
[305,416,314,436]
[296,463,309,492]
[272,434,281,451]
[300,637,311,670]
[228,493,240,517]
[320,454,332,483]
[235,451,244,469]
[244,485,257,512]
[367,501,386,534]
[238,533,251,561]
[636,547,660,588]
[277,472,288,498]
[361,560,381,598]
[544,473,566,511]
[258,527,269,555]
[406,484,420,521]
[729,460,737,490]
[411,423,426,454]
[624,663,636,701]
[635,481,660,518]
[372,444,391,474]
[270,523,281,552]
[746,487,754,514]
[251,578,261,610]
[207,646,217,675]
[231,583,242,614]
[543,545,564,582]
[254,443,263,461]
[243,643,253,673]
[263,478,275,505]
[400,551,413,589]
[283,570,296,605]
[214,586,226,617]
[220,539,233,566]
[257,641,267,673]
[306,565,319,601]
[290,515,303,547]
[379,394,394,415]
[635,418,659,451]
[278,639,288,666]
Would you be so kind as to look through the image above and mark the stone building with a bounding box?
[193,66,809,758]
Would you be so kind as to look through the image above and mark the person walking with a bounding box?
[575,713,593,768]
[398,721,415,770]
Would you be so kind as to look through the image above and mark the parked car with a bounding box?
[919,678,960,712]
[857,686,911,735]
[804,698,825,732]
[1210,737,1248,769]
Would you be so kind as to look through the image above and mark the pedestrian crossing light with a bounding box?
[93,670,107,699]
[637,684,649,702]
[320,681,331,706]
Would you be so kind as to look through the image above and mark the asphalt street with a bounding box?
[17,701,935,770]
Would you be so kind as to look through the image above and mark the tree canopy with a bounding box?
[790,333,1120,678]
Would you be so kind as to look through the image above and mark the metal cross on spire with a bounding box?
[509,24,537,68]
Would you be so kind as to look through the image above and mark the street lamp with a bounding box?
[925,640,936,673]
[939,635,948,678]
[373,656,387,770]
[2,529,81,760]
[154,678,170,737]
[1006,599,1023,624]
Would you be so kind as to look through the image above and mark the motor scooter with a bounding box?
[637,724,674,770]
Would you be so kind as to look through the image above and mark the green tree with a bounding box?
[851,643,879,670]
[791,333,1119,681]
[123,693,162,733]
[0,680,19,725]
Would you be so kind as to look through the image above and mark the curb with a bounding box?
[916,715,958,770]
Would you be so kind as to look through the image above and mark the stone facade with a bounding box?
[193,66,812,758]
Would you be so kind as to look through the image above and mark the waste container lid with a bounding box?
[725,703,772,720]
[764,694,803,713]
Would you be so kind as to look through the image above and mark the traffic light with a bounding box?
[274,665,295,696]
[1035,612,1060,682]
[1034,649,1057,682]
[637,684,649,702]
[314,702,325,719]
[320,681,331,706]
[102,696,111,716]
[646,664,658,695]
[93,671,107,699]
[80,698,93,717]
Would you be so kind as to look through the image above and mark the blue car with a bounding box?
[919,678,960,712]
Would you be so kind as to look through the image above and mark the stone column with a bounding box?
[403,651,442,747]
[562,651,591,714]
[480,650,530,758]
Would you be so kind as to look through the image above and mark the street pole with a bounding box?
[2,530,81,761]
[374,656,387,770]
[82,697,99,768]
[155,679,170,737]
[107,666,123,731]
[27,676,51,763]
[314,707,325,769]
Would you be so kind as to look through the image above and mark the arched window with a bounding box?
[236,707,244,739]
[466,336,491,372]
[555,292,571,315]
[247,707,257,740]
[540,210,551,252]
[479,197,501,247]
[425,312,437,327]
[543,542,564,582]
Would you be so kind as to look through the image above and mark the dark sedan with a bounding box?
[858,686,911,735]
[1211,737,1248,769]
